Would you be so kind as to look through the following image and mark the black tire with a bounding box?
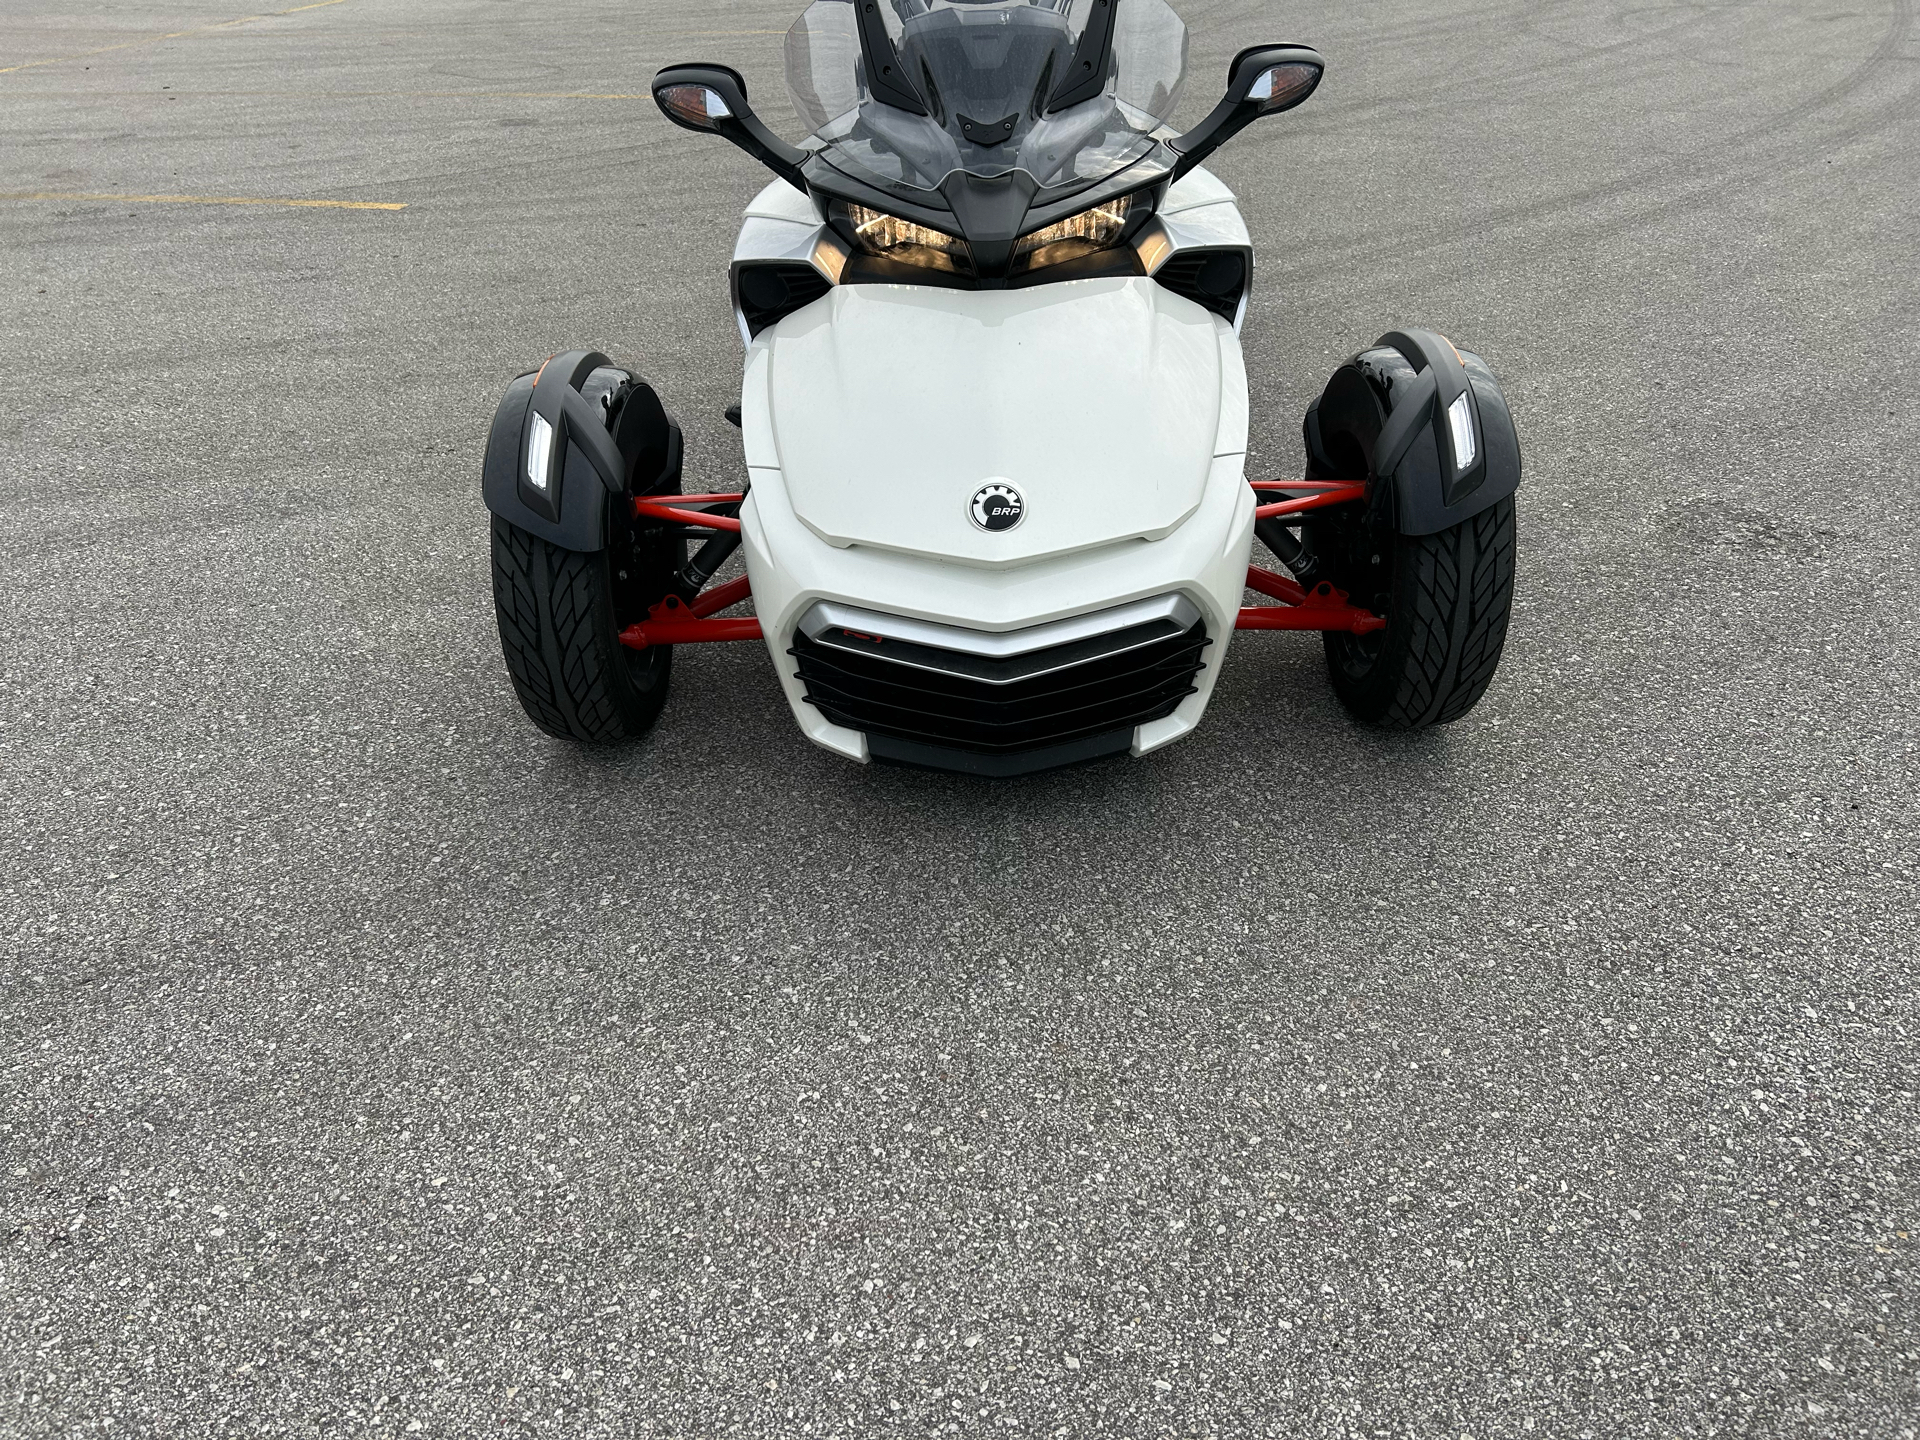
[483,360,687,748]
[1319,494,1516,727]
[491,514,679,744]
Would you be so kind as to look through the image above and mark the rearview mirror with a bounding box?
[656,80,734,131]
[1169,45,1325,182]
[652,64,810,193]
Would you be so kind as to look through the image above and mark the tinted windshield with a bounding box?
[785,0,1187,196]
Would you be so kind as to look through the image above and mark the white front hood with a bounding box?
[746,277,1242,568]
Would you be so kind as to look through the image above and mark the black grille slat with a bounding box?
[794,636,1212,713]
[808,617,1189,686]
[805,688,1202,753]
[805,688,1200,754]
[790,615,1210,756]
[794,627,1209,711]
[802,665,1203,736]
[798,664,1208,741]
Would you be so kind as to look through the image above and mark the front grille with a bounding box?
[1153,249,1247,321]
[789,597,1210,759]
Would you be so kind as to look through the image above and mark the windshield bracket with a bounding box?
[1046,0,1119,113]
[854,0,929,116]
[958,112,1019,146]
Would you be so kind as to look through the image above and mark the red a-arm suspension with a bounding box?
[621,495,761,650]
[620,480,1384,649]
[1237,480,1384,634]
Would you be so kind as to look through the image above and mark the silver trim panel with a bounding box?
[797,593,1202,659]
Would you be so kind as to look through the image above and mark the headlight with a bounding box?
[833,191,1144,279]
[1011,192,1139,275]
[842,203,973,276]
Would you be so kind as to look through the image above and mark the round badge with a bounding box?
[969,482,1025,533]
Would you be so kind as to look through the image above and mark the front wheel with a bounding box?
[490,507,676,743]
[1320,494,1516,727]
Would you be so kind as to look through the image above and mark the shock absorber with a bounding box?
[677,401,747,595]
[677,523,739,595]
[675,494,745,596]
[1255,514,1322,586]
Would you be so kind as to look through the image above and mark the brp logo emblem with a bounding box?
[969,482,1025,533]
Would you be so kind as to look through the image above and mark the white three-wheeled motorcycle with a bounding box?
[482,0,1520,775]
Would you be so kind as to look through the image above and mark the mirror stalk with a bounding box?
[1169,45,1325,184]
[653,64,810,194]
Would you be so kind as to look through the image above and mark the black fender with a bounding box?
[481,349,682,552]
[1305,329,1521,537]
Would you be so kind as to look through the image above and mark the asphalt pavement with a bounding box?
[2,1,1918,1436]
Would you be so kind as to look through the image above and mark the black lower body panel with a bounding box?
[866,727,1134,778]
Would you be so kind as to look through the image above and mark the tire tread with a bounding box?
[490,515,666,743]
[1325,495,1516,729]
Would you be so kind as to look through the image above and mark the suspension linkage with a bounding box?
[1235,566,1385,635]
[1249,479,1368,521]
[631,492,745,533]
[618,574,762,650]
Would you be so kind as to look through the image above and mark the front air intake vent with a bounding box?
[736,262,833,336]
[788,596,1211,775]
[1153,249,1247,320]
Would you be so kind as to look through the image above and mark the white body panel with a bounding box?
[729,172,1258,765]
[762,280,1230,566]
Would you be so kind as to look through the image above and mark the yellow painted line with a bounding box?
[1,90,654,99]
[364,90,651,100]
[0,190,404,211]
[0,0,352,76]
